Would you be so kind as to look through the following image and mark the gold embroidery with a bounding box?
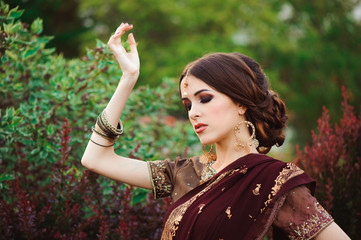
[252,184,261,195]
[289,202,334,239]
[260,163,303,213]
[161,166,247,239]
[200,160,217,184]
[147,161,173,199]
[198,204,205,214]
[225,207,232,219]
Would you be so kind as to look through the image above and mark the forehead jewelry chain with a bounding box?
[183,67,191,96]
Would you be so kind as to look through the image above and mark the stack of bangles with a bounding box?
[90,110,123,147]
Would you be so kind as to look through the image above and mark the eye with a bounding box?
[200,95,213,104]
[183,101,192,111]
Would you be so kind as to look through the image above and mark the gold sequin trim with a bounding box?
[147,161,173,199]
[225,207,232,219]
[260,163,304,213]
[198,204,205,214]
[289,202,334,239]
[161,166,247,239]
[252,184,261,195]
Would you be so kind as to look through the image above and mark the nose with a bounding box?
[189,105,200,120]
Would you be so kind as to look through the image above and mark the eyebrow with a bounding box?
[181,89,210,100]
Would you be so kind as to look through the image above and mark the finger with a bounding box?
[115,23,133,36]
[115,22,125,34]
[128,33,138,54]
[111,24,133,47]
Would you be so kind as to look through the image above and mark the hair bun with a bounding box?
[249,90,288,154]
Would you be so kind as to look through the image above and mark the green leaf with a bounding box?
[5,50,18,61]
[31,118,39,125]
[40,150,48,159]
[9,22,22,34]
[131,188,149,205]
[8,7,23,19]
[23,46,40,59]
[30,147,41,155]
[5,107,14,122]
[0,173,15,182]
[1,55,8,63]
[30,18,43,34]
[42,48,56,55]
[96,39,106,48]
[47,125,55,135]
[37,36,54,45]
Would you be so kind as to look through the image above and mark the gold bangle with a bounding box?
[92,126,117,142]
[100,110,123,135]
[89,138,115,147]
[96,114,120,139]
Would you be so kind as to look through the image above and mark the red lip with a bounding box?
[194,123,208,133]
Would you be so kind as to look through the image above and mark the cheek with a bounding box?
[208,101,228,119]
[208,100,239,124]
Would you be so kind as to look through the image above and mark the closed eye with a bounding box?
[182,100,192,111]
[184,103,192,111]
[200,95,213,103]
[182,95,213,111]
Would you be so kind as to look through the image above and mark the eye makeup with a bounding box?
[199,94,213,104]
[182,93,214,111]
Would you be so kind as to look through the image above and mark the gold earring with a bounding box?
[234,121,259,153]
[200,145,217,163]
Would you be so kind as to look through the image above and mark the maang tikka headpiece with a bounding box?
[183,67,191,96]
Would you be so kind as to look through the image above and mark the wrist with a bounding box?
[122,70,139,79]
[120,72,138,87]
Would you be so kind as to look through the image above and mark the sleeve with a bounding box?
[147,159,175,199]
[273,185,334,239]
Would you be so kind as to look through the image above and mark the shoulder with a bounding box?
[172,156,204,175]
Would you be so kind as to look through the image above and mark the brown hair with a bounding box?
[180,52,288,154]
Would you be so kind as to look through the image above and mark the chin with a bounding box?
[198,136,216,146]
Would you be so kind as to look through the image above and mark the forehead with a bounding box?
[180,75,211,94]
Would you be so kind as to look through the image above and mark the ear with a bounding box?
[238,105,247,115]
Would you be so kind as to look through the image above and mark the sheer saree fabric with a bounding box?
[148,154,333,239]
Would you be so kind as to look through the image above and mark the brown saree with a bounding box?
[148,153,333,239]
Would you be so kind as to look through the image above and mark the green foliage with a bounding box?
[0,2,200,237]
[79,0,361,146]
[7,0,361,146]
[0,0,198,198]
[248,0,361,144]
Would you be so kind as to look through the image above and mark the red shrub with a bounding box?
[295,86,361,239]
[0,118,170,239]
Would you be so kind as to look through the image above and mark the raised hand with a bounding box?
[107,23,140,79]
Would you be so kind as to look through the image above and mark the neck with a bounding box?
[212,140,258,172]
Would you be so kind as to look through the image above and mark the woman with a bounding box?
[81,23,350,239]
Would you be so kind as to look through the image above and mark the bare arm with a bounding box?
[81,23,152,190]
[315,222,350,240]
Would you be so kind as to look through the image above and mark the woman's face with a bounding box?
[180,75,243,146]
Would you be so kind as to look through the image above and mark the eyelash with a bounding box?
[184,95,213,111]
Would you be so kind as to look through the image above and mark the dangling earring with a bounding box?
[200,145,217,163]
[234,121,259,153]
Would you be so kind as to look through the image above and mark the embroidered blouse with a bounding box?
[147,156,334,239]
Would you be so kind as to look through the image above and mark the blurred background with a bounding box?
[1,0,361,239]
[7,0,361,150]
